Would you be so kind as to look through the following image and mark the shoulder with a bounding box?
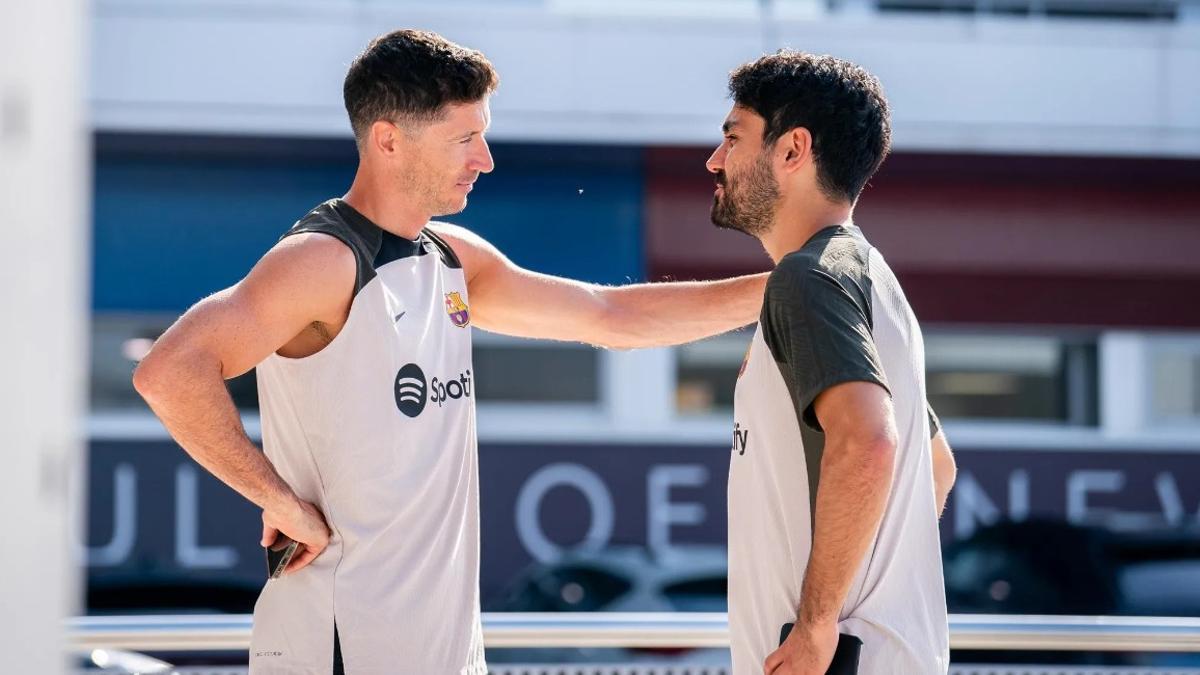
[425,222,507,281]
[764,248,833,310]
[768,230,873,312]
[426,221,495,253]
[768,249,821,289]
[245,232,357,311]
[285,199,382,263]
[271,230,357,271]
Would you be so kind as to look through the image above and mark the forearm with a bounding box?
[134,352,296,512]
[798,438,896,625]
[601,272,768,348]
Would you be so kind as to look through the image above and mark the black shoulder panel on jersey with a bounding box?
[374,229,427,269]
[280,199,383,298]
[422,228,464,270]
[282,200,468,298]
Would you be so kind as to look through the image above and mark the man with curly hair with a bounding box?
[711,51,958,674]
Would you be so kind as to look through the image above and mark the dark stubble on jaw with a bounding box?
[710,151,779,238]
[396,155,465,217]
[435,192,469,217]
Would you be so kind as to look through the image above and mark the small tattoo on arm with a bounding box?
[310,321,333,345]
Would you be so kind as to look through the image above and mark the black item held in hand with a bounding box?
[266,535,299,580]
[779,622,863,674]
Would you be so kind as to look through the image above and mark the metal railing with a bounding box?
[67,613,1200,654]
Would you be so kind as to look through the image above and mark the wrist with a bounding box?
[798,605,839,628]
[263,482,301,516]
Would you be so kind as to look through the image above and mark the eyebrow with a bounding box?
[722,119,741,134]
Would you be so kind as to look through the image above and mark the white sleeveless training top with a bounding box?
[249,199,485,674]
[728,224,949,674]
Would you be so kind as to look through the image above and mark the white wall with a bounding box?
[92,0,1200,157]
[0,0,88,670]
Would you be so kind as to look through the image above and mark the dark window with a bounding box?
[675,332,752,415]
[926,333,1099,425]
[473,341,600,404]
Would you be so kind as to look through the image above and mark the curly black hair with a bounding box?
[729,50,891,203]
[343,30,499,143]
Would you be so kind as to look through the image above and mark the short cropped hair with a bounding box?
[343,29,499,142]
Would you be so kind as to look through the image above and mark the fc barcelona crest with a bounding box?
[445,292,470,327]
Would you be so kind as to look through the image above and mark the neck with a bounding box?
[759,191,854,265]
[343,163,429,240]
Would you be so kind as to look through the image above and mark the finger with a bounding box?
[764,648,783,675]
[286,542,324,574]
[261,523,279,548]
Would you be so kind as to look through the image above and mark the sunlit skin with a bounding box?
[344,99,495,240]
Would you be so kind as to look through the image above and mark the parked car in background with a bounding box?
[486,545,728,665]
[943,519,1200,666]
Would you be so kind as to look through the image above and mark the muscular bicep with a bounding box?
[147,234,357,379]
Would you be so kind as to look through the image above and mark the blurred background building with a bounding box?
[82,0,1199,665]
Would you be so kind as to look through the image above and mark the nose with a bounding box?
[705,143,726,175]
[474,137,495,174]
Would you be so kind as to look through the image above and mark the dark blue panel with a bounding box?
[94,154,355,311]
[456,144,645,286]
[93,140,644,312]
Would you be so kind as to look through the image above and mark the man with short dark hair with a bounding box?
[133,30,768,674]
[711,51,957,674]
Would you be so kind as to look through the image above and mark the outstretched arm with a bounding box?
[432,223,767,349]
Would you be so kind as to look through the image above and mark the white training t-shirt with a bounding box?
[728,223,949,674]
[249,199,485,674]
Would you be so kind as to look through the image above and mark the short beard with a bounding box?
[398,165,467,218]
[710,153,779,238]
[432,194,468,217]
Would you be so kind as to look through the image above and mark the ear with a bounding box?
[779,127,812,175]
[369,119,403,156]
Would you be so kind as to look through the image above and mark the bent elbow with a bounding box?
[132,345,178,404]
[131,355,162,402]
[845,432,897,480]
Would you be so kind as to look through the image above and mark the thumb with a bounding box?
[261,523,279,548]
[763,645,783,675]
